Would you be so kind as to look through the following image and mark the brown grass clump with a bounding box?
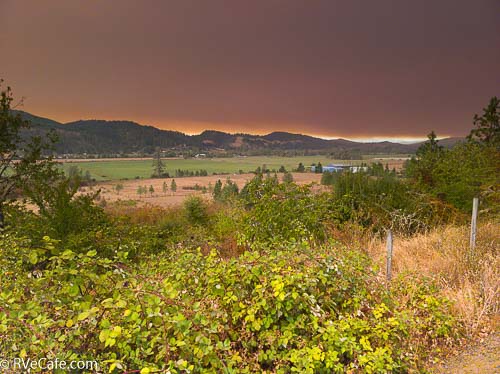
[365,220,499,336]
[105,202,185,225]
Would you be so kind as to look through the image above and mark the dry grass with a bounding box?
[87,173,322,208]
[365,221,499,336]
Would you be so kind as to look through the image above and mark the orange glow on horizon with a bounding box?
[27,108,455,143]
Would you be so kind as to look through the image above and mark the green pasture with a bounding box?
[59,155,408,181]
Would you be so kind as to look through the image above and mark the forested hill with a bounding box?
[16,111,462,155]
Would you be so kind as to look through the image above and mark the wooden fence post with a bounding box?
[386,229,393,281]
[470,197,479,251]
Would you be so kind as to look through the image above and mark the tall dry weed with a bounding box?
[362,221,499,336]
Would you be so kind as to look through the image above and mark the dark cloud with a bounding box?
[1,0,499,138]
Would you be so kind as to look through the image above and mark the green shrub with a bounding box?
[331,172,458,235]
[183,195,209,226]
[239,177,333,248]
[0,233,459,373]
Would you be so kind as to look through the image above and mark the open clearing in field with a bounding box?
[61,155,410,181]
[89,173,322,208]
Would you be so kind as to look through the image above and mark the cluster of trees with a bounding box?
[405,97,499,212]
[316,97,499,217]
[175,169,209,177]
[136,185,155,197]
[212,179,239,202]
[137,180,178,197]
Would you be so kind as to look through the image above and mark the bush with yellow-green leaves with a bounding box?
[0,233,459,373]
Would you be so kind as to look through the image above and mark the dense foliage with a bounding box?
[0,233,458,373]
[0,81,57,227]
[405,98,499,213]
[321,170,457,234]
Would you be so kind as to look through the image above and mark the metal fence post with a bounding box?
[470,197,478,251]
[386,229,393,281]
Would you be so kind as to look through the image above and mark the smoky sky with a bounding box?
[1,0,499,139]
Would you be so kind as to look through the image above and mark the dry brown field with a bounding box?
[87,173,323,208]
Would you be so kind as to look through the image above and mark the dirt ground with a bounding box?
[434,333,499,373]
[86,173,322,208]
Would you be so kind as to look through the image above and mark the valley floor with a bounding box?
[88,172,323,207]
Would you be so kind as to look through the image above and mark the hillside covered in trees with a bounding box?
[17,110,462,156]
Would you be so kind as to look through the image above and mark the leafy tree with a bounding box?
[137,186,144,198]
[0,81,58,227]
[296,162,305,172]
[170,179,177,193]
[278,165,286,173]
[316,162,323,173]
[21,163,105,240]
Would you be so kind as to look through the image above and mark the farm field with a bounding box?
[61,155,410,181]
[92,173,323,208]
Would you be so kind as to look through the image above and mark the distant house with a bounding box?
[195,153,207,158]
[310,164,345,173]
[310,164,368,173]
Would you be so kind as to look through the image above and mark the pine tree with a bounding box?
[152,147,165,178]
[213,179,222,200]
[316,162,323,173]
[468,96,500,147]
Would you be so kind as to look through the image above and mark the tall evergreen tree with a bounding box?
[152,147,166,178]
[213,179,223,200]
[468,96,500,148]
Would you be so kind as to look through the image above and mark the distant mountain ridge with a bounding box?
[16,111,463,156]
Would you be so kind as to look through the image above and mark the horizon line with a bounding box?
[19,109,461,145]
